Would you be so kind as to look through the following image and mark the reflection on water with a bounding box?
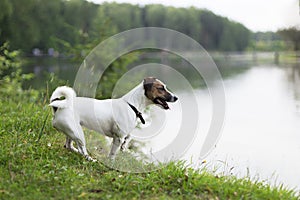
[201,64,300,190]
[127,61,300,190]
[22,58,79,89]
[287,64,300,115]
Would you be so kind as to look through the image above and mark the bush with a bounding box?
[0,42,38,100]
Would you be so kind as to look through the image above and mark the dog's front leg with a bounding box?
[64,137,78,153]
[109,137,121,159]
[120,134,131,152]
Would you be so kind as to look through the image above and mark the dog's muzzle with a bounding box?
[154,94,178,110]
[169,95,178,102]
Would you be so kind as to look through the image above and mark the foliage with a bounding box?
[0,95,299,199]
[278,27,300,51]
[0,0,99,53]
[58,18,139,99]
[251,31,287,51]
[0,43,37,99]
[96,52,139,99]
[0,0,254,53]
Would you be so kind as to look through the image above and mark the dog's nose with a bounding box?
[173,96,178,102]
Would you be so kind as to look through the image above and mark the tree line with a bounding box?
[1,0,295,55]
[278,27,300,51]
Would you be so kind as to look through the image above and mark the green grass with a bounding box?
[0,95,299,200]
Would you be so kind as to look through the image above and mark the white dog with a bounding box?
[49,77,178,161]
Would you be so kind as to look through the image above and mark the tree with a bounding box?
[199,10,231,50]
[144,4,166,27]
[0,1,253,53]
[0,43,33,95]
[0,0,12,43]
[4,0,41,52]
[278,27,300,51]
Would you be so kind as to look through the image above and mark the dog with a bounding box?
[49,77,178,161]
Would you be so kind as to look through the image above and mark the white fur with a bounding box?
[49,81,177,161]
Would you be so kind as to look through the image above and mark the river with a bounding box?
[23,53,300,190]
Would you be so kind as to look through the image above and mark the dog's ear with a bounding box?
[143,77,156,99]
[143,77,156,91]
[49,99,68,109]
[143,77,156,90]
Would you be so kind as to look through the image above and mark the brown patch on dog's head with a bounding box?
[143,77,156,99]
[143,77,178,109]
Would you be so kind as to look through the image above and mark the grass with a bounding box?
[0,94,299,200]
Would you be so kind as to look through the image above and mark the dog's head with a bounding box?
[143,77,178,109]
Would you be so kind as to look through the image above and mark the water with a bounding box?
[204,64,300,190]
[23,56,300,190]
[135,62,300,190]
[22,58,79,89]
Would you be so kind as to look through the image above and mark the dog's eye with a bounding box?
[157,87,165,91]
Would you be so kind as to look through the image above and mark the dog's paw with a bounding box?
[120,145,125,152]
[85,155,97,162]
[90,158,97,162]
[64,145,79,153]
[120,142,128,152]
[70,147,79,153]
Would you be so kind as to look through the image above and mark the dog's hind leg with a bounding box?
[73,126,96,162]
[64,137,78,153]
[76,141,96,162]
[109,137,121,159]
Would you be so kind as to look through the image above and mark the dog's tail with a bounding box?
[49,86,76,109]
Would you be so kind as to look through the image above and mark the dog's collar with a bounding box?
[127,103,145,124]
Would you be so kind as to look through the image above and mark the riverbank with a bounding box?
[0,94,299,199]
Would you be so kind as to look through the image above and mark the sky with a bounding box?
[89,0,300,32]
